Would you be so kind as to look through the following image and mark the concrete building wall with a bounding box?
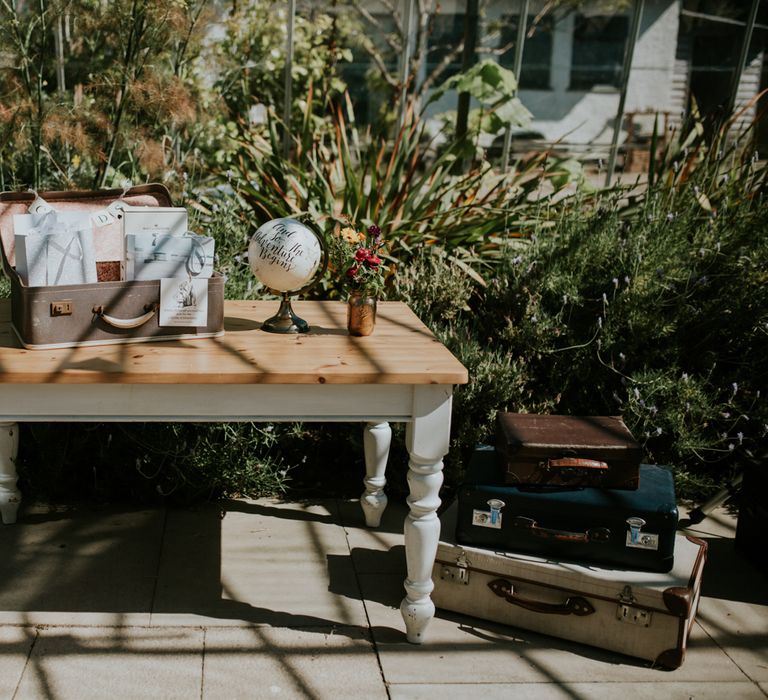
[420,0,681,147]
[734,51,764,133]
[384,0,763,151]
[521,0,680,145]
[624,0,680,113]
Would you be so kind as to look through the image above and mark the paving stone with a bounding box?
[697,597,768,682]
[678,505,739,539]
[0,505,163,625]
[152,499,367,628]
[201,626,387,699]
[2,496,765,698]
[0,626,35,697]
[388,681,768,700]
[14,626,204,700]
[340,499,409,575]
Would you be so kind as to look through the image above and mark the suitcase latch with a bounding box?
[617,603,652,626]
[440,552,470,585]
[50,301,73,316]
[616,585,652,626]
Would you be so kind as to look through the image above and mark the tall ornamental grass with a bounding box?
[395,114,767,500]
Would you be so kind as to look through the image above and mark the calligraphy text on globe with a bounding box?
[252,222,305,273]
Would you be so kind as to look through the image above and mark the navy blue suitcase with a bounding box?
[456,446,678,572]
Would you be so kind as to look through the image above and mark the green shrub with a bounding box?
[232,86,583,294]
[210,2,354,129]
[403,152,767,500]
[17,422,300,505]
[0,270,9,299]
[0,0,217,192]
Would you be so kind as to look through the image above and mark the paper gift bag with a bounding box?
[14,213,97,286]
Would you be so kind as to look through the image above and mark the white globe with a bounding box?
[248,218,323,293]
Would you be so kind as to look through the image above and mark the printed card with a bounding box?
[122,207,188,237]
[159,278,209,327]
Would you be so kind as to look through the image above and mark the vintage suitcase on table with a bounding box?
[432,502,707,669]
[457,446,678,572]
[0,185,224,349]
[496,413,642,489]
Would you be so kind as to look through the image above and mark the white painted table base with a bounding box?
[0,421,20,525]
[0,383,453,644]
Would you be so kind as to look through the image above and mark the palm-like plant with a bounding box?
[233,80,581,291]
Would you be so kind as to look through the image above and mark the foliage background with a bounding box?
[0,0,765,507]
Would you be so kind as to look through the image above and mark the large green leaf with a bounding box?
[494,98,533,129]
[429,59,519,106]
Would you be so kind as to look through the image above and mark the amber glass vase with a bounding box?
[347,292,377,336]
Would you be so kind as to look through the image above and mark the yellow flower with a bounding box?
[357,231,366,242]
[341,227,359,244]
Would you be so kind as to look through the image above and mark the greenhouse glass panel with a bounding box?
[427,13,466,78]
[570,14,629,89]
[498,14,554,89]
[338,12,399,124]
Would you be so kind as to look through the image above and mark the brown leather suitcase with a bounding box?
[0,185,224,349]
[496,413,642,489]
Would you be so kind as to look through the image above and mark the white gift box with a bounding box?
[120,206,188,237]
[13,212,97,287]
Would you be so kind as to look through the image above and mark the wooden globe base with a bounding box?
[261,295,309,334]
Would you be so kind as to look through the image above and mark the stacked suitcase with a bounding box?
[431,413,708,669]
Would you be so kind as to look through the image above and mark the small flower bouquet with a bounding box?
[331,221,388,297]
[330,219,390,335]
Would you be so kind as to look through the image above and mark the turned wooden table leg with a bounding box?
[400,386,453,644]
[0,422,21,525]
[361,421,391,528]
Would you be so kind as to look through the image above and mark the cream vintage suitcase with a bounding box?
[0,184,224,349]
[432,503,707,669]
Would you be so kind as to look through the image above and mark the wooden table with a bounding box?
[0,299,468,643]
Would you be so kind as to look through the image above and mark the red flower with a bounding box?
[355,248,371,262]
[346,265,359,277]
[365,255,382,267]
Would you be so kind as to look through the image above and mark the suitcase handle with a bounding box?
[488,579,595,616]
[512,516,611,543]
[93,303,158,330]
[545,458,609,471]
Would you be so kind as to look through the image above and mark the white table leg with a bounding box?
[361,421,391,527]
[400,386,453,644]
[0,422,21,525]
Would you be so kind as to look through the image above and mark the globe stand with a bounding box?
[261,293,309,334]
[249,217,328,334]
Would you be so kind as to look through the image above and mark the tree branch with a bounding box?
[354,0,402,36]
[419,39,464,95]
[352,3,401,54]
[361,40,400,89]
